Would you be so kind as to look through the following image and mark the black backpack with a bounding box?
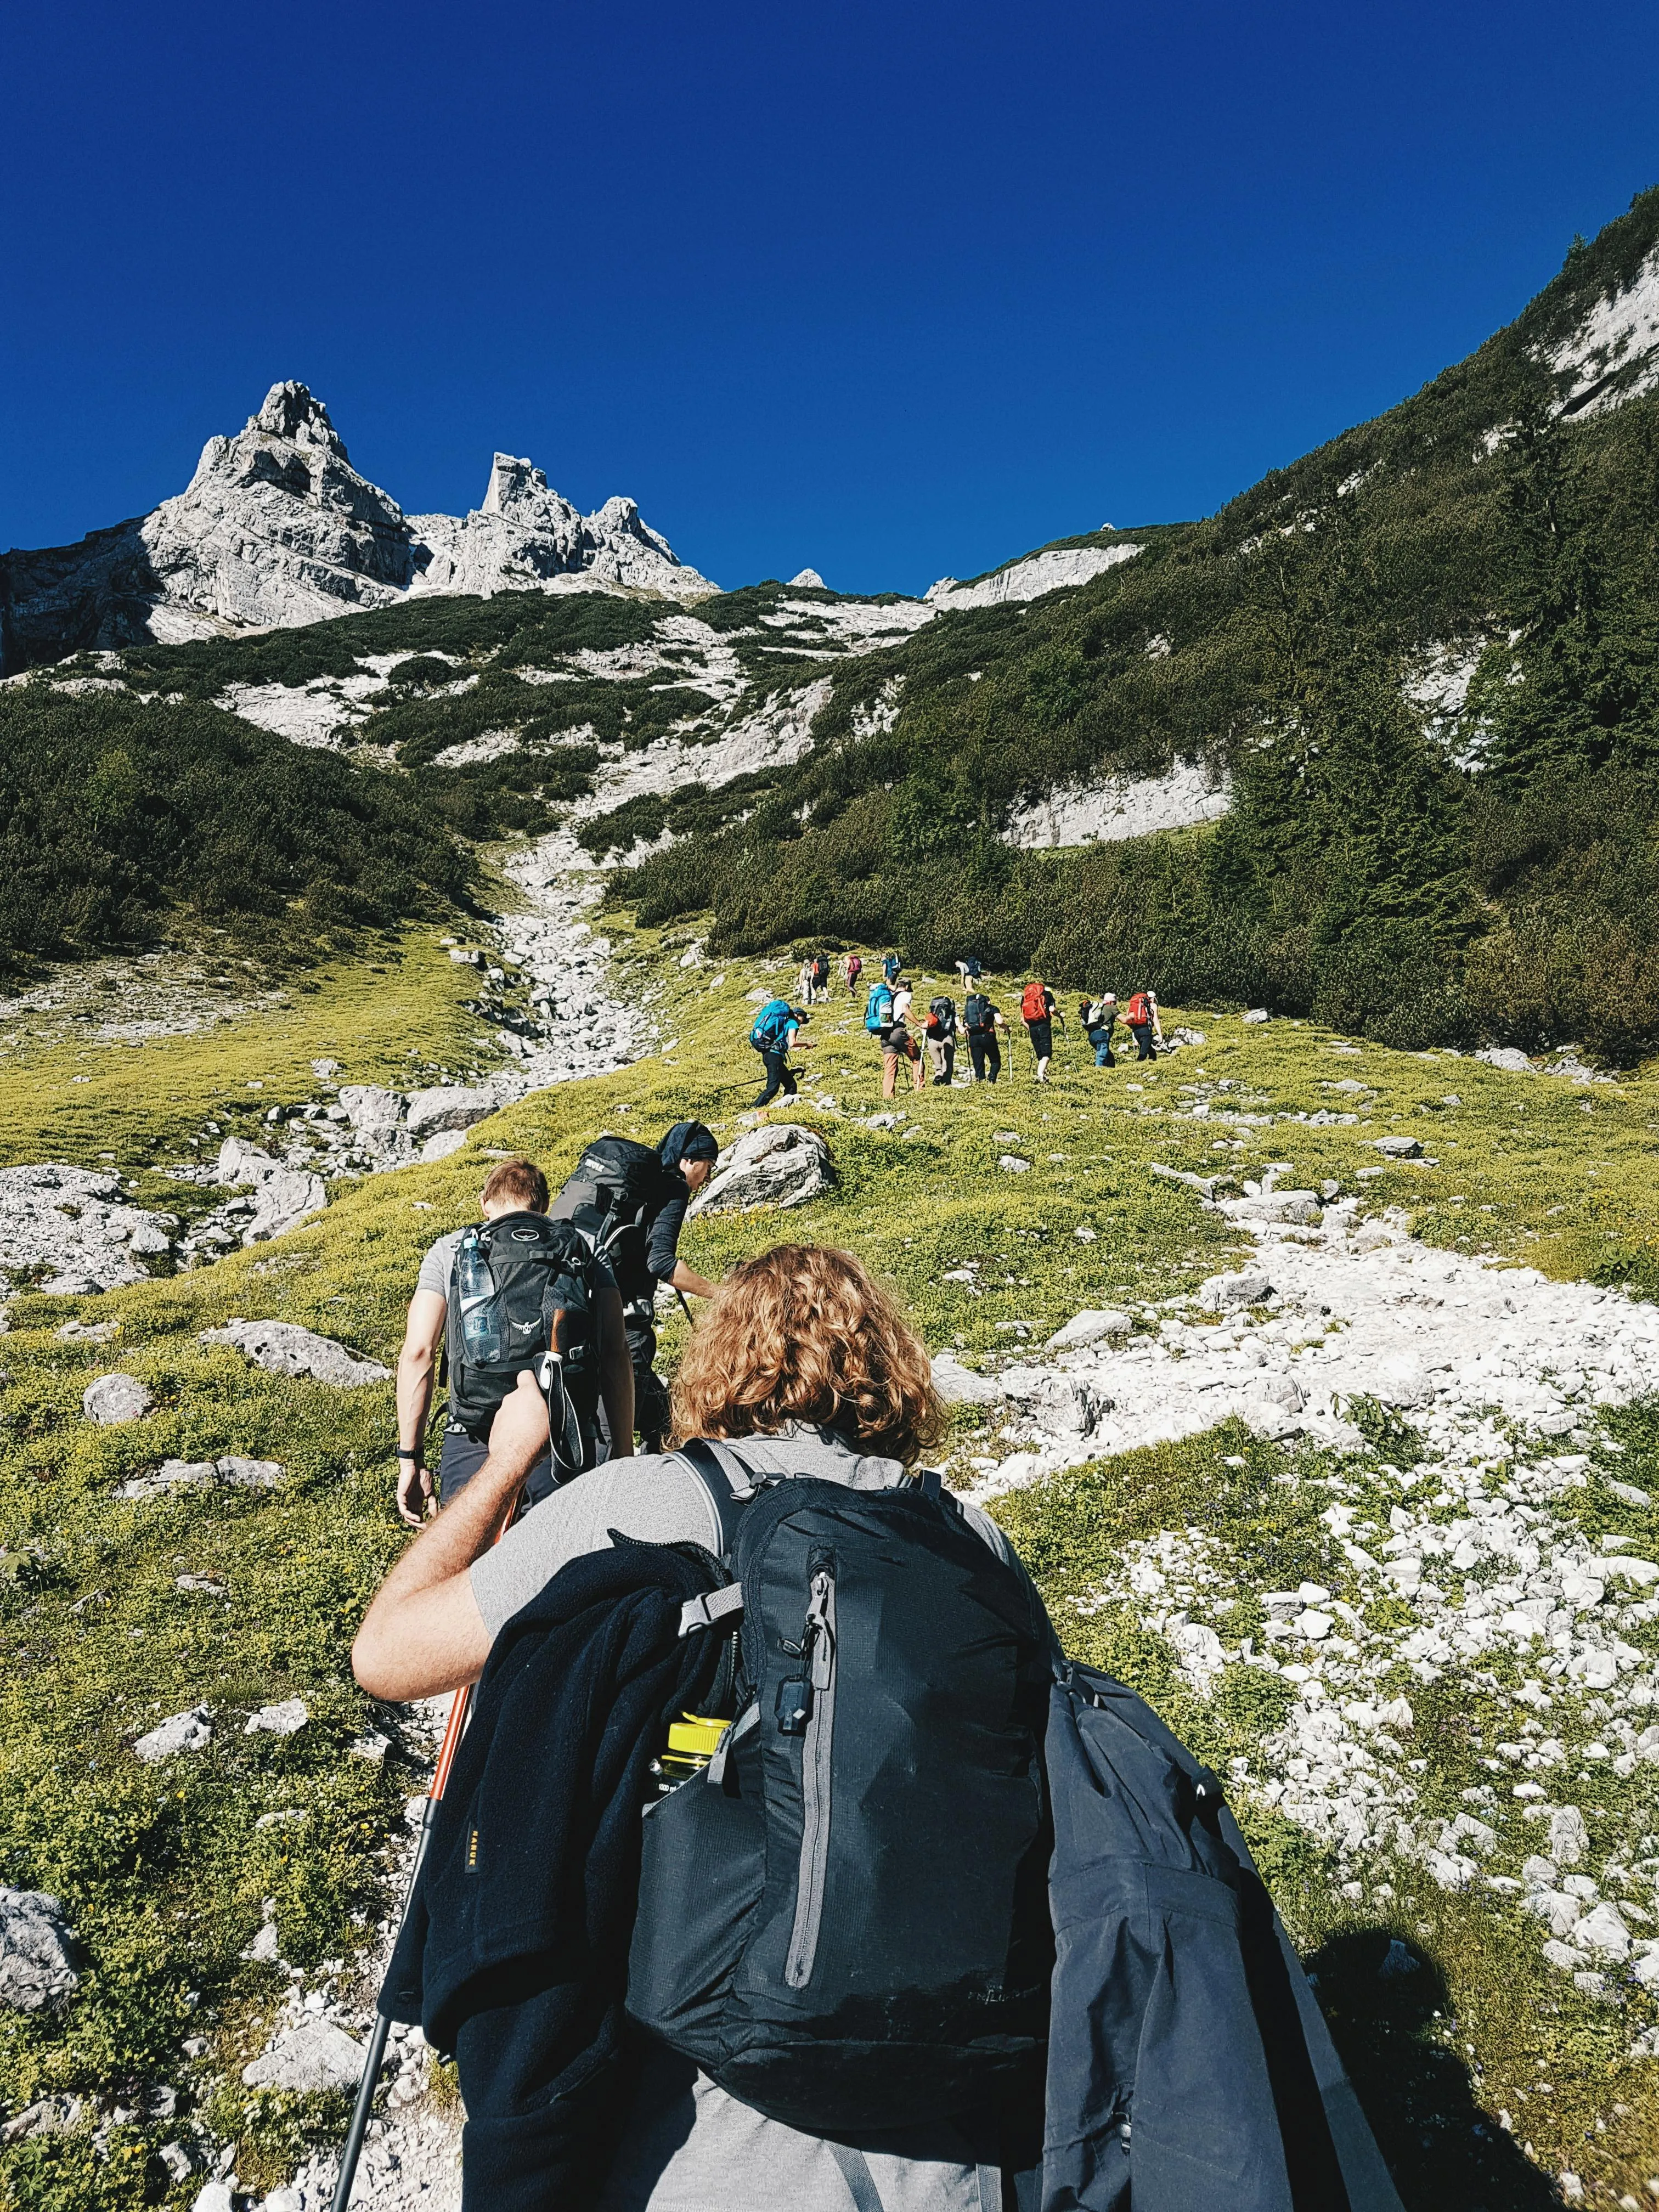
[549,1135,668,1285]
[928,995,956,1035]
[627,1442,1054,2138]
[964,991,993,1034]
[443,1212,605,1465]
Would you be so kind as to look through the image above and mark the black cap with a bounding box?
[659,1120,719,1169]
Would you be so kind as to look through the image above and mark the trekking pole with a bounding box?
[331,1497,519,2212]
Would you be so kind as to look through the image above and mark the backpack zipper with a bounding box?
[785,1565,837,1988]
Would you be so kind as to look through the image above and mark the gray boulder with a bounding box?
[199,1320,390,1387]
[403,1085,501,1141]
[0,1163,176,1294]
[245,1699,309,1737]
[1476,1046,1535,1074]
[133,1706,213,1762]
[1198,1270,1274,1311]
[119,1454,283,1502]
[930,1355,1005,1406]
[1370,1135,1423,1160]
[420,1128,471,1164]
[241,2018,368,2094]
[213,1139,327,1243]
[0,1891,78,2011]
[1047,1309,1133,1352]
[692,1126,832,1215]
[1242,1008,1271,1025]
[82,1373,154,1424]
[337,1084,405,1135]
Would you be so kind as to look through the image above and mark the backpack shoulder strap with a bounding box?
[671,1437,768,1560]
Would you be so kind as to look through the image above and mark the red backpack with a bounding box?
[1020,981,1049,1022]
[1126,992,1153,1025]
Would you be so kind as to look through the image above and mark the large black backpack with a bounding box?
[548,1135,668,1290]
[964,991,993,1034]
[626,1442,1054,2139]
[444,1212,604,1466]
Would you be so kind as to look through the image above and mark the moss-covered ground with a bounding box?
[2,914,1658,2204]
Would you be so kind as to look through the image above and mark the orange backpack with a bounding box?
[1126,991,1152,1025]
[1020,981,1049,1022]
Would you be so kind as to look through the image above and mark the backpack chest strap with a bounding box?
[671,1436,765,1559]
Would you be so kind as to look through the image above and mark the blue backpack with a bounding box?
[749,999,795,1052]
[864,982,895,1034]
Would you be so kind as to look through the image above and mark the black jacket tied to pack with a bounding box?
[380,1541,730,2211]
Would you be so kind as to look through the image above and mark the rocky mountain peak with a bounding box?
[251,380,348,454]
[482,453,569,520]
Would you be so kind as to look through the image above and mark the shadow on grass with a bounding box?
[1306,1927,1562,2212]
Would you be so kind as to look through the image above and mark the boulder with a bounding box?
[403,1085,499,1141]
[245,1699,309,1737]
[998,1154,1032,1174]
[337,1084,404,1135]
[82,1373,154,1424]
[692,1126,832,1215]
[199,1321,389,1387]
[1047,1309,1133,1352]
[0,1891,79,2011]
[118,1454,283,1502]
[930,1355,1005,1406]
[213,1140,326,1242]
[241,2018,368,2095]
[421,1128,471,1164]
[134,1706,214,1762]
[1476,1046,1534,1074]
[1241,1008,1271,1025]
[1198,1270,1273,1311]
[1370,1135,1422,1160]
[0,1162,175,1294]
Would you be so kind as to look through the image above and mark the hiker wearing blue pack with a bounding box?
[1084,991,1119,1066]
[882,951,902,985]
[393,1155,635,1524]
[962,987,1005,1082]
[923,992,958,1085]
[748,998,812,1108]
[358,1243,1406,2212]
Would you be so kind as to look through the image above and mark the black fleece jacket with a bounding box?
[381,1541,726,2212]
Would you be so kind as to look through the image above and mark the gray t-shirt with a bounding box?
[470,1425,1029,2212]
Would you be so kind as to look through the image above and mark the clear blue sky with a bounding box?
[4,2,1658,598]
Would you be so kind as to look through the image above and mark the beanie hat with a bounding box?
[659,1120,719,1170]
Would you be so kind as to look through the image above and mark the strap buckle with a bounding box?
[677,1582,745,1638]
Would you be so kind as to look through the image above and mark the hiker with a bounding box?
[962,984,1006,1082]
[954,956,983,991]
[549,1124,720,1453]
[747,996,812,1108]
[866,973,924,1097]
[810,952,830,1004]
[797,956,816,1007]
[844,951,862,995]
[1084,990,1119,1066]
[923,990,958,1085]
[1020,975,1063,1082]
[1125,985,1162,1060]
[393,1156,634,1525]
[882,950,902,985]
[353,1244,1052,2206]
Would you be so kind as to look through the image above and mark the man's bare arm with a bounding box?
[668,1259,719,1300]
[596,1285,636,1458]
[394,1288,448,1526]
[352,1373,550,1701]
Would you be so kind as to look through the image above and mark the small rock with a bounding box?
[133,1706,213,1763]
[55,1319,119,1342]
[241,2018,366,2094]
[1046,1309,1133,1352]
[198,1320,389,1387]
[311,1058,341,1079]
[244,1699,309,1737]
[1296,1609,1333,1640]
[157,2143,193,2182]
[193,2185,234,2212]
[242,1921,281,1964]
[1549,1806,1589,1867]
[0,1891,79,2011]
[1377,1938,1420,1977]
[1370,1135,1422,1160]
[929,1355,1005,1406]
[997,1155,1031,1174]
[1606,1479,1653,1507]
[82,1373,154,1424]
[1198,1270,1273,1312]
[1575,1902,1632,1961]
[348,1731,391,1763]
[1241,1008,1270,1025]
[175,1575,227,1596]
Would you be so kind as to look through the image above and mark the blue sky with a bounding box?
[4,2,1658,598]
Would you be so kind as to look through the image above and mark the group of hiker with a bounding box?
[356,1143,1400,2212]
[750,950,1166,1103]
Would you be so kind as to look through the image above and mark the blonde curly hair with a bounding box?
[669,1243,945,1465]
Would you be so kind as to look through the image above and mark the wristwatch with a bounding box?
[396,1447,420,1462]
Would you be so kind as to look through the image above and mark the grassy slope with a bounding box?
[3,916,1659,2203]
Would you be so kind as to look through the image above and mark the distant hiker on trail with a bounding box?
[923,991,958,1085]
[393,1156,634,1525]
[797,957,816,1007]
[1084,991,1119,1067]
[962,985,1006,1082]
[867,974,925,1098]
[1125,986,1162,1060]
[810,953,830,1003]
[549,1122,720,1454]
[746,997,813,1108]
[883,950,902,985]
[1020,976,1063,1082]
[845,951,863,995]
[955,956,983,991]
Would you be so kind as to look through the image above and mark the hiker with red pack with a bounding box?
[1020,975,1062,1084]
[844,952,862,995]
[1125,985,1163,1060]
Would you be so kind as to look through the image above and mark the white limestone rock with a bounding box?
[930,1356,1006,1407]
[199,1320,390,1387]
[1006,759,1229,849]
[118,1454,283,1502]
[1047,1310,1133,1352]
[926,543,1141,610]
[134,1706,214,1762]
[1370,1135,1423,1160]
[245,1699,309,1737]
[421,1128,472,1164]
[0,1163,176,1294]
[82,1373,154,1424]
[403,1085,499,1142]
[0,1892,78,2011]
[692,1125,832,1215]
[1198,1270,1274,1312]
[242,2019,367,2095]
